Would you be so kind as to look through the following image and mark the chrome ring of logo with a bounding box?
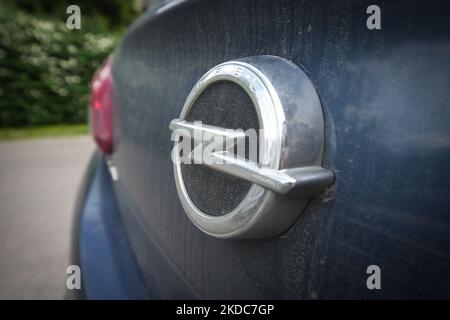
[170,56,334,239]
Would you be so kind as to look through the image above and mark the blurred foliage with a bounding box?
[0,1,140,127]
[10,0,140,32]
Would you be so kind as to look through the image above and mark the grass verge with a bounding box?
[0,124,89,141]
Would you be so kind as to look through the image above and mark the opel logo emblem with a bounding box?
[169,56,334,239]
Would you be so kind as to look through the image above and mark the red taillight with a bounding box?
[90,56,115,154]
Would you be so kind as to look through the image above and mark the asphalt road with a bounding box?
[0,136,94,299]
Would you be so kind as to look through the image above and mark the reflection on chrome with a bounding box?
[170,119,333,196]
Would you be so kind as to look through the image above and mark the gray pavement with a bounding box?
[0,136,94,299]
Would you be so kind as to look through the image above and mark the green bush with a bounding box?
[0,10,118,126]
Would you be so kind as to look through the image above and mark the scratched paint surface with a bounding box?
[110,0,450,298]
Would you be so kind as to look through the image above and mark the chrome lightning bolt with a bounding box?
[169,119,334,196]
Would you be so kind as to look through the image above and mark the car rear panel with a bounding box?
[109,0,450,298]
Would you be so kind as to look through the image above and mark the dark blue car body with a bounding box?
[71,0,450,299]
